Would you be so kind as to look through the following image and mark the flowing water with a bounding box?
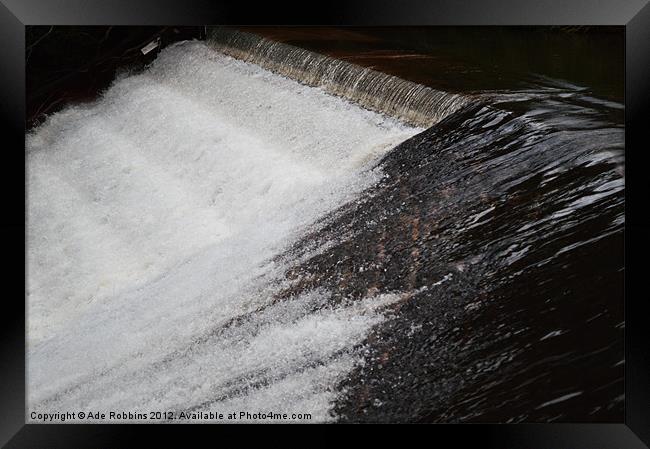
[207,28,471,127]
[26,30,623,422]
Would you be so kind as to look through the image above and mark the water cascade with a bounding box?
[207,28,471,127]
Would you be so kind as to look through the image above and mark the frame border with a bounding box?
[2,1,648,447]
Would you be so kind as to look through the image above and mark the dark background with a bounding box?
[26,26,623,129]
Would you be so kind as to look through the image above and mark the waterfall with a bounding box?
[207,28,472,127]
[26,31,623,423]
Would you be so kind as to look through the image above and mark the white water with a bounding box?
[27,41,420,421]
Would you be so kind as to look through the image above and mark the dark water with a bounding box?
[240,27,623,102]
[277,82,624,422]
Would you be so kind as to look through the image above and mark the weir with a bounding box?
[207,27,472,127]
[26,30,624,423]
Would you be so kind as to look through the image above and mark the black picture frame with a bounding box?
[2,0,649,447]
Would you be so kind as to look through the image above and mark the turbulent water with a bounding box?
[27,41,421,421]
[27,34,623,423]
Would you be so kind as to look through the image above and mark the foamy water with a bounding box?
[27,41,420,421]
